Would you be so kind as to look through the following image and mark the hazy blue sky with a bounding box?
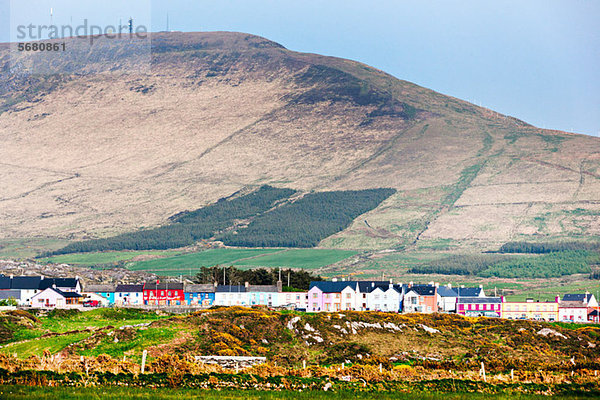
[2,0,599,136]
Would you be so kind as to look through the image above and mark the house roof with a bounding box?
[39,278,79,290]
[457,297,501,304]
[589,309,599,317]
[216,285,246,293]
[0,277,11,290]
[247,285,279,293]
[115,284,144,293]
[559,300,589,308]
[407,285,436,296]
[143,282,184,291]
[309,281,355,293]
[85,284,115,293]
[562,293,593,303]
[36,287,82,298]
[437,286,458,297]
[11,276,42,290]
[357,281,391,293]
[456,287,482,297]
[184,284,216,293]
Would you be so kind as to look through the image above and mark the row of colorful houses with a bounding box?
[307,280,600,323]
[85,280,310,309]
[1,275,598,323]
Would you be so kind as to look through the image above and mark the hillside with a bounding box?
[1,32,599,251]
[1,308,599,372]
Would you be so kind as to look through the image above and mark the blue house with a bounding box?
[85,284,115,305]
[184,284,216,306]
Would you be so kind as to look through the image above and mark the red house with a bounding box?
[143,282,184,306]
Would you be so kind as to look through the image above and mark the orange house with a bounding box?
[403,285,437,313]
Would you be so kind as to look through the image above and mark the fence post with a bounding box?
[141,349,148,374]
[481,362,486,382]
[511,369,514,381]
[303,360,306,369]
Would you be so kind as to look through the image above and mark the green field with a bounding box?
[1,309,169,349]
[38,250,183,266]
[0,238,71,260]
[126,248,358,276]
[0,386,589,400]
[234,249,359,269]
[126,248,284,275]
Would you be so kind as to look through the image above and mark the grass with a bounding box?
[79,326,180,360]
[37,250,183,266]
[0,386,590,400]
[126,248,283,276]
[0,238,71,260]
[233,249,359,269]
[38,309,169,334]
[126,248,358,275]
[0,332,91,358]
[0,309,170,350]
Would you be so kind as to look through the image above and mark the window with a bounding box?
[335,293,340,299]
[313,293,318,299]
[346,293,351,299]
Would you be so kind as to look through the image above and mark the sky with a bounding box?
[1,0,599,136]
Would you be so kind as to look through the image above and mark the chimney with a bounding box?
[435,282,439,288]
[555,295,560,303]
[332,278,338,282]
[479,285,483,289]
[371,282,375,288]
[500,296,505,303]
[447,283,452,289]
[214,281,218,288]
[389,278,393,284]
[244,281,249,289]
[584,291,590,305]
[9,275,13,279]
[41,275,44,280]
[52,283,57,289]
[409,281,413,288]
[277,279,282,293]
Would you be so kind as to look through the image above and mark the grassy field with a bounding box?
[125,248,283,276]
[0,386,588,400]
[37,250,183,266]
[126,248,358,276]
[0,238,70,260]
[0,309,170,358]
[234,249,359,269]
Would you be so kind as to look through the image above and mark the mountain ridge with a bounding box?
[1,31,599,251]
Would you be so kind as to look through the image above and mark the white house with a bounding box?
[559,293,598,322]
[437,285,458,312]
[31,287,82,308]
[214,285,249,306]
[278,291,308,309]
[366,284,402,312]
[114,284,144,306]
[81,292,110,307]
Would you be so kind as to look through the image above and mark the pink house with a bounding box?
[457,297,502,317]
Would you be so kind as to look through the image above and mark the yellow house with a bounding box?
[501,296,560,321]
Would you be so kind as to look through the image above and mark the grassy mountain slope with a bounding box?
[1,32,599,251]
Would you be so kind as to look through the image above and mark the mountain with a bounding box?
[1,32,599,251]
